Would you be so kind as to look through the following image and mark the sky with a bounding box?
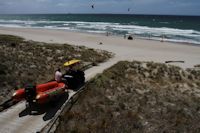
[0,0,199,16]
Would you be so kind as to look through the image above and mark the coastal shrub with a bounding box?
[56,61,200,133]
[0,34,24,45]
[0,64,7,75]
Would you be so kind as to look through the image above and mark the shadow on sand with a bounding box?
[19,93,69,121]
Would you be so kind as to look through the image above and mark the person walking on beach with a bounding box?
[55,68,62,82]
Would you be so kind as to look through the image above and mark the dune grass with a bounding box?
[56,61,200,133]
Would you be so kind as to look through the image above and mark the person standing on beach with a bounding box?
[161,34,165,42]
[55,68,62,82]
[106,32,109,36]
[124,34,126,39]
[91,4,94,9]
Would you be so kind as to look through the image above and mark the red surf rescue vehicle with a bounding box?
[12,59,85,107]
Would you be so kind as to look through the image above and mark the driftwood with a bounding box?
[194,64,200,68]
[165,61,185,64]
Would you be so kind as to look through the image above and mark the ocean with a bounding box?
[0,14,200,45]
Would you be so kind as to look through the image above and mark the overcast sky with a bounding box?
[0,0,199,16]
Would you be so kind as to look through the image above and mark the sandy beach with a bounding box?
[0,27,200,69]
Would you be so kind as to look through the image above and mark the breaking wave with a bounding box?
[0,19,200,45]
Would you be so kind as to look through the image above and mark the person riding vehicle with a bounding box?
[62,59,85,90]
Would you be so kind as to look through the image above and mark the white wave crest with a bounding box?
[0,19,199,45]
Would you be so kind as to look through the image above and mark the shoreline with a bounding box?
[1,26,200,47]
[0,26,200,69]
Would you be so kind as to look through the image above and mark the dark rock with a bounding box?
[128,36,133,40]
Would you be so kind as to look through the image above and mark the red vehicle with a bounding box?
[12,81,66,104]
[12,60,85,108]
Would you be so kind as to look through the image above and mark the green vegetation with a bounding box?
[0,34,113,103]
[56,61,200,133]
[0,35,24,45]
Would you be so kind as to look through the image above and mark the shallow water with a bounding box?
[0,14,200,45]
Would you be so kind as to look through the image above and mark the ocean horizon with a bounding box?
[0,13,200,16]
[0,14,200,45]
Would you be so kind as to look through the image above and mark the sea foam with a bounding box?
[0,19,199,45]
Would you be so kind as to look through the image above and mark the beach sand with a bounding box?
[0,27,199,69]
